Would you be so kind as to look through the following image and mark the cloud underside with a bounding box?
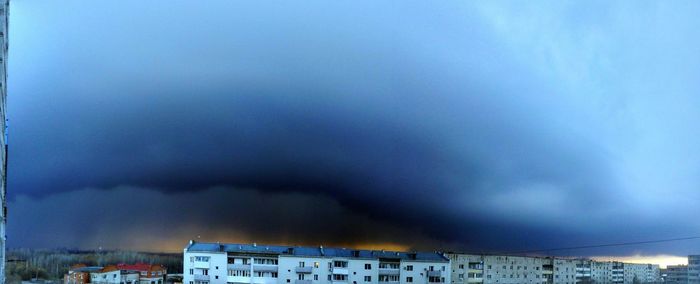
[7,1,700,255]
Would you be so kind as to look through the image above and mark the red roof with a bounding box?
[116,263,153,272]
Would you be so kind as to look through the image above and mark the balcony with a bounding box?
[193,261,210,269]
[194,275,210,281]
[295,280,312,284]
[427,271,441,277]
[228,264,251,271]
[378,269,400,276]
[332,268,349,275]
[253,265,278,273]
[295,267,313,274]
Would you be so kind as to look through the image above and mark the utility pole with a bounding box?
[0,1,9,284]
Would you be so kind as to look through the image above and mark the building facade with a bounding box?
[689,255,700,284]
[64,264,167,284]
[663,265,688,284]
[447,254,659,284]
[183,241,450,284]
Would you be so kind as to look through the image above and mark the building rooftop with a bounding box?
[185,241,448,262]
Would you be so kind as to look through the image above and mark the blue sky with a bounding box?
[6,0,700,260]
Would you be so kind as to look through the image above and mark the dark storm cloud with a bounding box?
[8,0,700,255]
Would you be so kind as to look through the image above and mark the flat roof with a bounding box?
[185,242,448,262]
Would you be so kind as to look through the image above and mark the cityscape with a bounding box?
[3,1,700,284]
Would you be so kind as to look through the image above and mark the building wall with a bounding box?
[184,244,449,284]
[448,254,483,284]
[183,250,227,284]
[481,255,551,284]
[91,270,121,284]
[664,265,688,284]
[689,255,700,284]
[591,261,613,284]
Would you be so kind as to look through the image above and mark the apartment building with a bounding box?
[622,263,659,284]
[591,261,613,283]
[448,255,660,284]
[447,254,577,284]
[689,255,700,284]
[573,259,591,283]
[664,265,689,284]
[183,241,450,284]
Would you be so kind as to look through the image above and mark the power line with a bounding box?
[502,235,700,255]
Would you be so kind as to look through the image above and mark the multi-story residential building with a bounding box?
[183,241,450,284]
[447,254,578,284]
[0,0,8,283]
[573,259,591,283]
[612,262,624,284]
[622,263,659,284]
[448,255,659,284]
[447,254,483,284]
[590,261,613,284]
[552,259,576,284]
[664,265,689,284]
[688,255,700,284]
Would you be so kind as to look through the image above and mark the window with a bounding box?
[314,275,318,281]
[334,261,348,268]
[364,276,371,282]
[298,274,305,280]
[379,275,399,282]
[406,265,413,271]
[228,270,251,277]
[459,264,464,269]
[365,264,372,270]
[379,263,399,269]
[299,262,305,267]
[406,277,413,283]
[314,262,320,268]
[333,275,348,281]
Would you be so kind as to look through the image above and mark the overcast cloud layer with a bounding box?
[7,1,700,256]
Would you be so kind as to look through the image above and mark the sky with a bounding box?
[6,0,700,263]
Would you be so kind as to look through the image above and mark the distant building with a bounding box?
[447,254,659,284]
[64,264,166,284]
[621,263,659,284]
[689,255,700,284]
[663,265,688,284]
[65,265,104,284]
[183,241,450,284]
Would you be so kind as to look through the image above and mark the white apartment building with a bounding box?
[591,261,613,283]
[573,259,591,283]
[622,263,659,284]
[447,254,577,284]
[664,265,689,284]
[448,254,660,284]
[689,255,700,284]
[183,241,450,284]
